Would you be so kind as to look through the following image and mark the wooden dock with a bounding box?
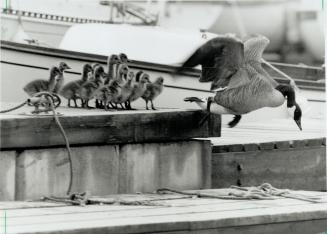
[210,117,326,191]
[1,188,327,234]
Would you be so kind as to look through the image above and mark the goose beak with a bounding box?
[295,119,302,131]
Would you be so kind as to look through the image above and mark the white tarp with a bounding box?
[59,23,219,65]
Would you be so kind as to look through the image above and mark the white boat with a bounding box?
[1,24,325,125]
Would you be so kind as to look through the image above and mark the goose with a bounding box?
[112,70,134,109]
[52,62,71,94]
[183,35,302,130]
[94,80,120,111]
[79,65,105,108]
[60,63,93,107]
[110,63,129,109]
[142,76,164,110]
[128,72,150,109]
[23,66,61,96]
[104,55,121,85]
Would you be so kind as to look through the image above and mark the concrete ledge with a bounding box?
[13,140,211,201]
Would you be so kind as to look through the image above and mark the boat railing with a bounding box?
[0,7,153,25]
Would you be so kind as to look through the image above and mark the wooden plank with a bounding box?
[0,151,16,200]
[13,140,211,200]
[212,147,326,191]
[2,188,327,233]
[0,108,220,149]
[5,200,327,234]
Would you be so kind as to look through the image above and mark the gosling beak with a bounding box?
[295,119,302,131]
[66,65,71,70]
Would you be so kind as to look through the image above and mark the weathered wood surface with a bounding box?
[12,140,211,200]
[0,105,221,149]
[1,189,327,234]
[211,117,325,147]
[210,117,326,191]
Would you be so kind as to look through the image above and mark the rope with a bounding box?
[47,96,73,195]
[0,92,73,195]
[262,59,299,91]
[157,183,323,203]
[0,101,27,113]
[41,192,168,207]
[157,188,274,200]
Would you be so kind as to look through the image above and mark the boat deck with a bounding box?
[1,188,327,234]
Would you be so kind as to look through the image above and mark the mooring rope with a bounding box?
[0,92,73,195]
[0,101,28,113]
[157,183,323,203]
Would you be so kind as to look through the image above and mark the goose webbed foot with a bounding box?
[228,115,242,128]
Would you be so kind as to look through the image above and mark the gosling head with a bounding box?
[50,66,61,77]
[118,64,129,76]
[108,55,121,65]
[293,103,302,131]
[58,62,71,72]
[155,77,164,85]
[119,53,130,63]
[140,73,150,83]
[128,71,134,80]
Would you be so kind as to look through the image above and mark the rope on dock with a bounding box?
[157,183,323,203]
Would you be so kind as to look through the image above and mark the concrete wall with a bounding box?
[0,140,211,201]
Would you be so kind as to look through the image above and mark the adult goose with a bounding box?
[184,35,302,130]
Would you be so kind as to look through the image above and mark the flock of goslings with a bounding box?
[23,53,164,111]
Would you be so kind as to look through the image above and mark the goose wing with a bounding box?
[180,36,245,88]
[243,35,278,87]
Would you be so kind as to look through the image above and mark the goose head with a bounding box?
[82,64,93,80]
[58,62,71,73]
[128,71,134,80]
[50,66,61,78]
[108,55,121,65]
[140,73,150,84]
[118,64,129,77]
[119,53,130,63]
[94,66,106,82]
[155,77,164,85]
[135,71,144,82]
